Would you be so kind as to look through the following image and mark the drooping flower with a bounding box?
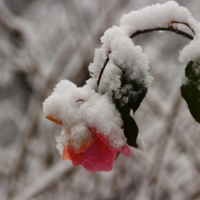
[43,80,131,172]
[62,130,130,172]
[45,115,130,172]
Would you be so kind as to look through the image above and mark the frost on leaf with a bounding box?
[97,27,152,112]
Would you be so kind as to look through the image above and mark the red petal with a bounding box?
[80,156,116,172]
[62,145,71,160]
[74,137,97,154]
[63,146,83,166]
[62,127,130,172]
[62,138,117,172]
[91,128,131,158]
[81,138,115,163]
[120,145,131,158]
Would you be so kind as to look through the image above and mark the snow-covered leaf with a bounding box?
[181,60,200,123]
[119,65,148,113]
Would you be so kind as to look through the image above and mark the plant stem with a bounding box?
[171,21,195,34]
[96,52,110,91]
[130,27,193,40]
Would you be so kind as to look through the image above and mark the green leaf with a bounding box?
[111,64,148,148]
[115,103,139,148]
[123,113,139,148]
[181,60,200,123]
[116,65,148,113]
[126,82,147,113]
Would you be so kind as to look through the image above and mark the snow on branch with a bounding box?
[120,1,199,36]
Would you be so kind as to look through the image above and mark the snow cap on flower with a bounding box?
[43,80,131,172]
[43,80,128,151]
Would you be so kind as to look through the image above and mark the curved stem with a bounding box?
[130,27,193,40]
[171,20,195,34]
[96,52,110,90]
[97,22,194,90]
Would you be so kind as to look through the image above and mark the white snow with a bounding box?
[179,38,200,63]
[43,80,127,151]
[88,48,107,79]
[88,26,152,101]
[120,1,198,37]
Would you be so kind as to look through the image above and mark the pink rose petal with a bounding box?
[92,128,131,158]
[62,127,131,172]
[64,147,82,166]
[120,145,131,158]
[80,156,116,172]
[81,138,115,163]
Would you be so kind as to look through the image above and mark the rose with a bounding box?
[46,115,130,172]
[62,128,130,172]
[43,80,131,172]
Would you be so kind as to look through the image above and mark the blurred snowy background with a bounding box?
[1,0,200,199]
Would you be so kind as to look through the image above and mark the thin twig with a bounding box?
[130,27,193,40]
[171,20,195,34]
[96,52,110,91]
